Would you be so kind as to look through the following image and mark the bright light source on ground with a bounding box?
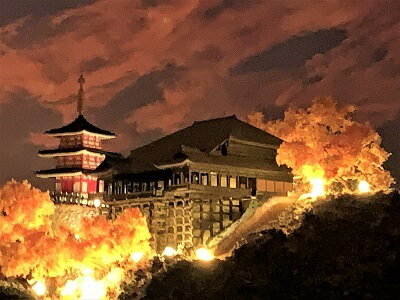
[80,276,106,300]
[162,246,177,257]
[310,178,325,197]
[130,251,143,263]
[61,280,78,297]
[32,281,46,296]
[195,248,213,261]
[358,180,370,193]
[93,199,101,208]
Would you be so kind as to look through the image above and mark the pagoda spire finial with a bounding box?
[77,72,85,115]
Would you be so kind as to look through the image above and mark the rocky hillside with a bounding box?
[143,192,400,299]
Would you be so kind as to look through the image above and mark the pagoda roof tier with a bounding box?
[45,115,116,139]
[35,167,97,178]
[38,147,121,158]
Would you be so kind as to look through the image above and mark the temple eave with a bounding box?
[38,149,107,158]
[35,168,97,178]
[36,171,83,178]
[45,130,116,139]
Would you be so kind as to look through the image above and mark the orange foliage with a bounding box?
[0,180,152,297]
[248,97,394,194]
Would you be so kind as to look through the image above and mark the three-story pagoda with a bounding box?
[36,74,117,195]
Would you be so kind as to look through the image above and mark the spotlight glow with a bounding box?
[32,281,46,297]
[130,251,143,263]
[93,199,101,208]
[80,276,106,300]
[61,280,78,297]
[162,246,177,257]
[195,248,213,261]
[358,180,370,193]
[310,178,325,197]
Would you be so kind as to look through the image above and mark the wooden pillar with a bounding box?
[209,198,213,236]
[229,198,233,221]
[200,199,203,244]
[219,198,223,231]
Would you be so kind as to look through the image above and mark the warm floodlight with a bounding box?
[130,252,143,263]
[195,248,213,261]
[32,281,46,296]
[358,180,370,193]
[310,178,325,197]
[162,246,177,257]
[93,198,101,208]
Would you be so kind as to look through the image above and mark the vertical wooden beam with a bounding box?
[219,198,223,231]
[229,198,233,221]
[200,199,203,244]
[209,198,213,236]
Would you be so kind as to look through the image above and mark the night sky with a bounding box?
[0,0,399,191]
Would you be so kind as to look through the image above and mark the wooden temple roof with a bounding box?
[38,147,121,158]
[45,114,116,138]
[35,167,97,177]
[108,115,290,176]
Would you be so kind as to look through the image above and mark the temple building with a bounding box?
[98,115,293,250]
[36,74,293,250]
[36,74,120,196]
[101,115,293,198]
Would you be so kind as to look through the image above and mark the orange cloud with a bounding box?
[0,0,399,141]
[28,132,59,148]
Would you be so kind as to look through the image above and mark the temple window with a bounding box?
[220,175,228,187]
[126,182,133,193]
[201,173,209,185]
[184,172,189,183]
[210,173,218,186]
[229,176,237,188]
[157,181,164,190]
[239,176,247,189]
[275,181,285,193]
[173,173,181,185]
[82,182,88,193]
[248,177,257,195]
[256,179,267,192]
[73,182,80,193]
[191,172,200,184]
[266,180,275,192]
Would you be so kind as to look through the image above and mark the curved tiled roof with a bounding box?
[45,115,115,137]
[38,147,121,158]
[116,115,286,174]
[35,167,95,176]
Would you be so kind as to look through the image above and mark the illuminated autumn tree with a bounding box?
[0,180,152,299]
[248,97,394,194]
